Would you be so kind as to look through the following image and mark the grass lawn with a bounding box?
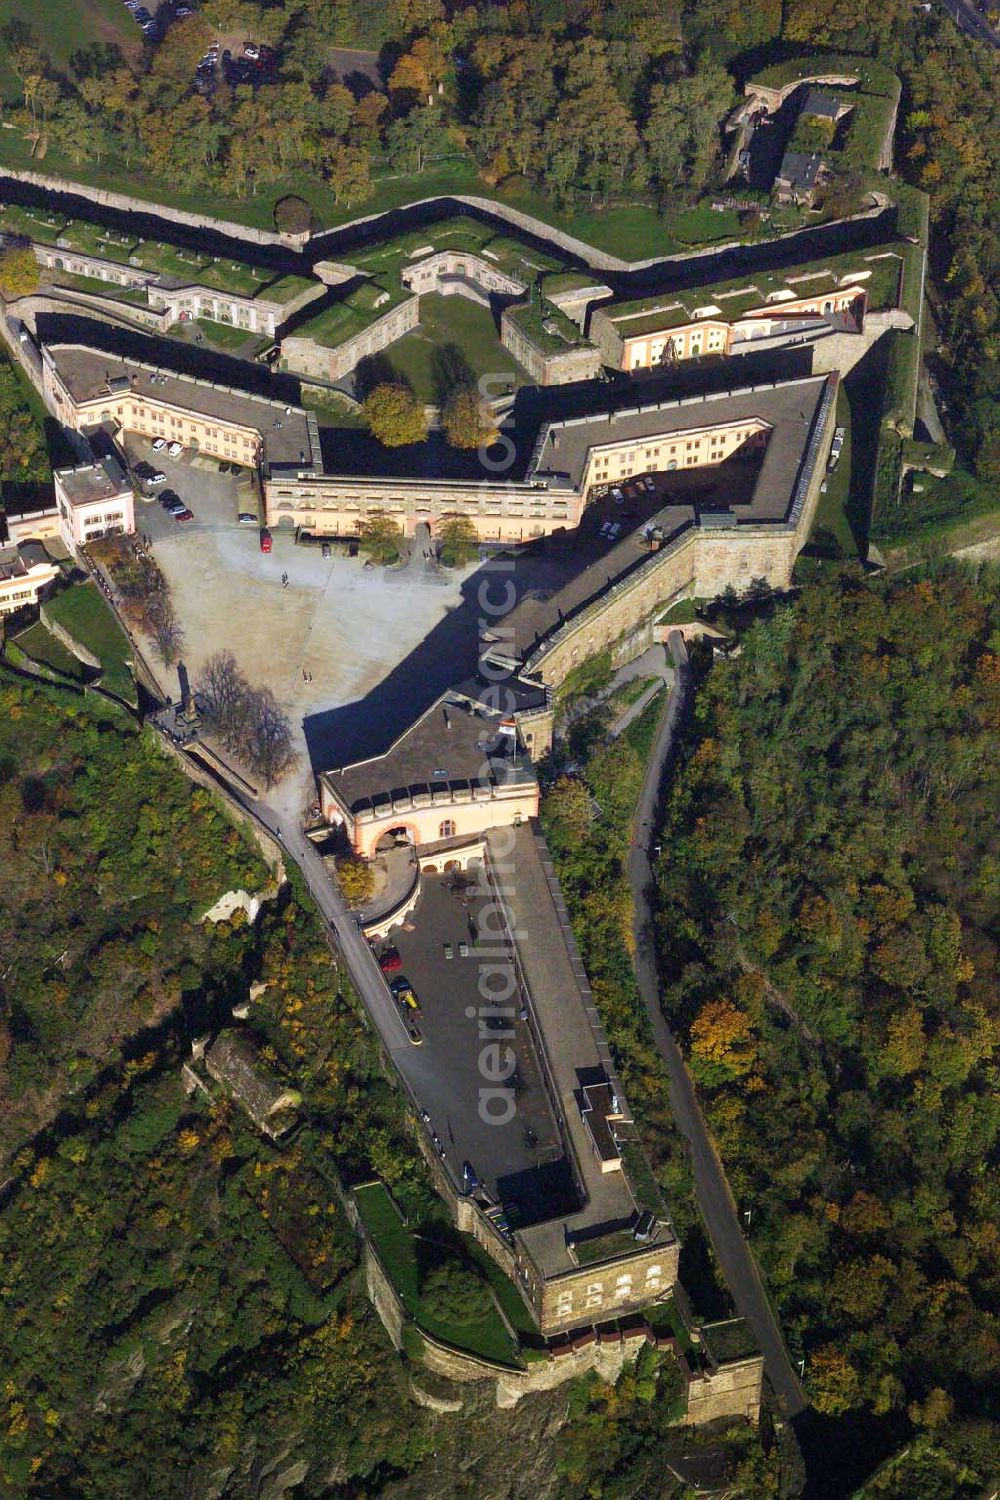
[0,0,141,102]
[384,294,526,403]
[12,620,89,680]
[353,1183,521,1367]
[45,582,135,703]
[808,383,857,559]
[190,317,261,354]
[301,390,366,429]
[671,204,742,246]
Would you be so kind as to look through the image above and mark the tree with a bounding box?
[810,1346,861,1416]
[0,361,47,478]
[324,144,372,207]
[336,855,374,906]
[441,387,497,450]
[435,514,480,567]
[198,650,248,738]
[688,998,758,1084]
[384,107,448,173]
[246,686,296,788]
[355,510,403,565]
[419,1258,485,1324]
[361,383,426,447]
[0,245,39,300]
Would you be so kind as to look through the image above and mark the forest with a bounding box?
[655,568,1000,1490]
[0,668,436,1495]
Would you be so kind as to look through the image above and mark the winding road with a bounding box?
[937,0,1000,48]
[627,632,808,1417]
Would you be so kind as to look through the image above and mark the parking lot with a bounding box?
[126,436,259,541]
[377,874,573,1225]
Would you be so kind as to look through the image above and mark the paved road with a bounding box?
[627,632,808,1418]
[937,0,1000,47]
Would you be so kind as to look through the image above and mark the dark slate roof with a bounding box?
[801,88,844,119]
[777,151,826,191]
[205,1031,300,1135]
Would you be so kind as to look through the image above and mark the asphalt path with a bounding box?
[627,633,808,1418]
[937,0,1000,47]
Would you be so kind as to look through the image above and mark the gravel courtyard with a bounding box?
[126,432,481,816]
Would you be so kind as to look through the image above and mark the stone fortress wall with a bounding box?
[355,1186,761,1418]
[500,309,604,387]
[280,293,420,382]
[400,248,526,303]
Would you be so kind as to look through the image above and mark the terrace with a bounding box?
[505,295,591,355]
[604,243,905,333]
[350,216,568,290]
[293,278,412,349]
[57,220,139,260]
[128,241,275,297]
[0,203,69,244]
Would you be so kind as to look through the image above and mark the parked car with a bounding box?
[321,542,331,559]
[238,512,258,525]
[259,528,272,553]
[642,476,656,492]
[390,976,420,1011]
[611,486,624,502]
[167,441,183,458]
[458,940,469,958]
[378,947,402,973]
[404,1018,423,1046]
[443,942,453,960]
[159,489,181,507]
[173,508,194,522]
[151,437,167,451]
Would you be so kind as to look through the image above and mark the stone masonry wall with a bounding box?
[685,1356,763,1425]
[528,524,800,687]
[500,312,603,387]
[0,165,305,250]
[537,1242,681,1335]
[363,1241,407,1351]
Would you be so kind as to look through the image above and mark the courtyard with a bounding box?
[129,435,482,819]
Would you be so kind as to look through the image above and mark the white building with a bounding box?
[54,455,135,553]
[0,541,59,616]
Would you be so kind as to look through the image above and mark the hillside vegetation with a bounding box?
[0,673,266,1163]
[656,569,1000,1476]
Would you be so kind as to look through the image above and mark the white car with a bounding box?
[151,438,166,451]
[167,441,183,458]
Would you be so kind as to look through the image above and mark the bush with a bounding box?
[419,1258,488,1325]
[274,195,314,235]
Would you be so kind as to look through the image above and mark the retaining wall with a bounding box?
[0,166,307,250]
[39,604,102,669]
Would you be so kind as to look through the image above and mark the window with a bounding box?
[439,819,456,838]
